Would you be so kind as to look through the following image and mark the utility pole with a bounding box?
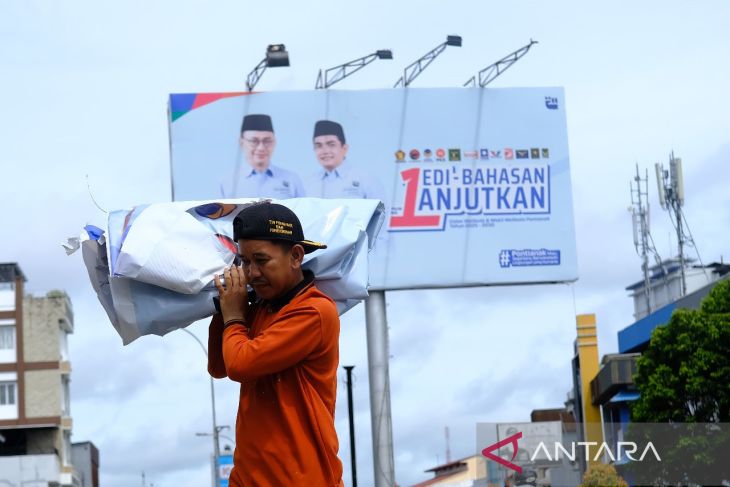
[344,366,358,487]
[181,328,220,487]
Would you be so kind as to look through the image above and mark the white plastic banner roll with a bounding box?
[76,198,384,344]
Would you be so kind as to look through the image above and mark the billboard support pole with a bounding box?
[365,290,395,487]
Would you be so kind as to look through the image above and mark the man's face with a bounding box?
[313,135,348,171]
[240,130,276,171]
[238,239,302,300]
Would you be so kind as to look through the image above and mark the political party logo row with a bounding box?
[395,147,550,163]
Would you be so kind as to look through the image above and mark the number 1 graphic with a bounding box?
[389,168,441,228]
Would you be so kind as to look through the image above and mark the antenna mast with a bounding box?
[445,426,451,463]
[656,151,688,296]
[629,165,652,313]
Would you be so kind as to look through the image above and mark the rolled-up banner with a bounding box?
[76,198,384,344]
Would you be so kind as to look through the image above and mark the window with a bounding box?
[0,382,16,405]
[63,431,72,466]
[60,328,69,361]
[0,326,15,350]
[61,376,71,416]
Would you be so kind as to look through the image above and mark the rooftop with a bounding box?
[0,263,26,283]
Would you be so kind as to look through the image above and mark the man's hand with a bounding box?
[214,264,249,323]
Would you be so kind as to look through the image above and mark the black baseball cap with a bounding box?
[232,202,327,254]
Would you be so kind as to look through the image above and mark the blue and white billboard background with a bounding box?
[218,454,232,487]
[169,88,578,290]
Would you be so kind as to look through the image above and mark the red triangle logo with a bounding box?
[481,431,523,473]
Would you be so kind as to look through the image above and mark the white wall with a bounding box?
[0,454,61,486]
[633,267,718,320]
[686,268,714,295]
[0,285,15,311]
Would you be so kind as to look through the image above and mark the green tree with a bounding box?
[632,278,730,423]
[580,463,628,487]
[626,279,730,484]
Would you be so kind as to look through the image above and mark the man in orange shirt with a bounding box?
[209,202,344,486]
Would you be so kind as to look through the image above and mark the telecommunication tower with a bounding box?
[629,165,654,313]
[655,152,690,295]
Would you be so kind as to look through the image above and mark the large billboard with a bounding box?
[169,87,577,290]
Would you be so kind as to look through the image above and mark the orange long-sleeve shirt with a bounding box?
[208,280,344,487]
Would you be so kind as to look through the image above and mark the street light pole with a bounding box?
[181,328,221,487]
[344,366,357,487]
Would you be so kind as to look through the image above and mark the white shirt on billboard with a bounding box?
[304,162,385,203]
[221,164,305,199]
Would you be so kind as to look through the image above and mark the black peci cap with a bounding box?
[232,202,327,254]
[313,120,346,144]
[241,114,274,133]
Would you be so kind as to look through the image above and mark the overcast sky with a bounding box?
[1,1,729,486]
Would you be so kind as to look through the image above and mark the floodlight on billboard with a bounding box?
[265,44,290,67]
[446,35,462,47]
[168,87,578,291]
[245,44,290,91]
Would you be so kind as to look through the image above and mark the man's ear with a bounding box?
[291,244,305,269]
